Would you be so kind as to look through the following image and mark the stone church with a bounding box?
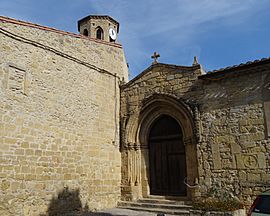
[0,14,269,215]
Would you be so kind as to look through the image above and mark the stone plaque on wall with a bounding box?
[211,139,222,170]
[8,65,26,93]
[1,63,30,96]
[235,153,266,169]
[264,102,270,138]
[263,74,270,137]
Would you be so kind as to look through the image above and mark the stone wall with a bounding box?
[0,18,128,216]
[120,63,203,200]
[120,62,270,206]
[198,68,270,206]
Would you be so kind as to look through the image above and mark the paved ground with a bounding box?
[96,208,172,216]
[54,207,173,215]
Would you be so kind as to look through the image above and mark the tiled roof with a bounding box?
[0,16,122,48]
[78,15,119,32]
[201,57,270,79]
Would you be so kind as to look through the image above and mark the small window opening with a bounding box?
[83,29,88,36]
[96,27,104,40]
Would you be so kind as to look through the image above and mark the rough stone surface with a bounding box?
[1,15,270,216]
[120,62,270,207]
[0,18,128,215]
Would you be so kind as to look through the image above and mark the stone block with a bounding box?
[247,173,261,182]
[20,142,29,148]
[261,173,270,182]
[1,179,10,191]
[240,126,249,133]
[239,170,247,181]
[25,174,36,180]
[230,143,241,154]
[4,138,16,144]
[15,149,25,155]
[211,142,221,170]
[25,149,34,155]
[257,152,266,168]
[239,119,248,126]
[21,166,31,173]
[243,141,256,149]
[11,182,21,192]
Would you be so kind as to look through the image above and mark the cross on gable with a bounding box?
[151,52,160,64]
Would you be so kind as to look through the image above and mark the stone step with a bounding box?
[147,195,189,201]
[118,205,190,215]
[137,198,192,205]
[118,200,192,215]
[119,201,192,210]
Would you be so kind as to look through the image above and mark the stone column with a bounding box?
[184,137,200,201]
[140,146,150,197]
[121,143,142,201]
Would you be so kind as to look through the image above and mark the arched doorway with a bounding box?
[121,95,199,201]
[149,115,187,196]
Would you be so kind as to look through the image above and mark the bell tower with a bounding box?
[78,15,119,43]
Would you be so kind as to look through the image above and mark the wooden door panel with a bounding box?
[150,142,169,194]
[148,115,187,196]
[168,153,187,195]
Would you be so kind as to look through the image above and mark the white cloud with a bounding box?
[1,0,269,76]
[87,0,269,76]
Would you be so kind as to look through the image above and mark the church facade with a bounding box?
[120,58,270,207]
[0,15,269,215]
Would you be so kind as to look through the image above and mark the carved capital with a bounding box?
[184,137,196,145]
[123,142,142,151]
[134,143,140,151]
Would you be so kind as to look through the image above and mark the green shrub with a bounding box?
[193,198,244,212]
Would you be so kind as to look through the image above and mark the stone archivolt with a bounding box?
[121,93,199,200]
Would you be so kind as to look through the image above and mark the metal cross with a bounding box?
[151,51,160,64]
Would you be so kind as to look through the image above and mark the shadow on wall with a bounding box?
[40,187,117,216]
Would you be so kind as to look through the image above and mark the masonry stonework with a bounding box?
[120,61,270,207]
[1,14,270,216]
[0,17,128,216]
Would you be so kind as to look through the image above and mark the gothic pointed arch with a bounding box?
[137,94,197,148]
[122,93,199,200]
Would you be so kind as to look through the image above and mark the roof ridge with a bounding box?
[0,15,122,48]
[207,57,270,74]
[122,63,201,88]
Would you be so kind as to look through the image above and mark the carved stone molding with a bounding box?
[184,137,196,146]
[127,147,141,186]
[1,63,31,96]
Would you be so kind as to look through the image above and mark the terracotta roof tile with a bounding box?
[207,57,270,74]
[200,57,270,79]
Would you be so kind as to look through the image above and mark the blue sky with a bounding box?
[1,0,270,78]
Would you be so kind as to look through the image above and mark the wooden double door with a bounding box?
[149,115,187,196]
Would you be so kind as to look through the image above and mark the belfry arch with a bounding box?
[121,94,199,201]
